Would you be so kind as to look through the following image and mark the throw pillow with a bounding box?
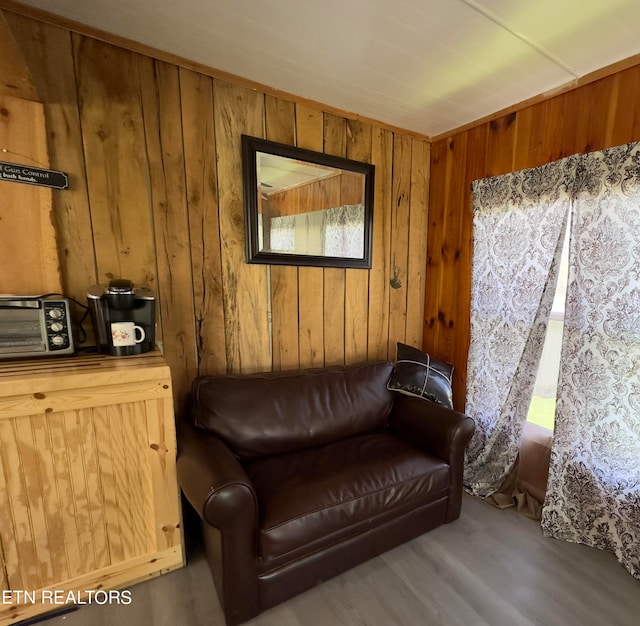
[387,342,454,409]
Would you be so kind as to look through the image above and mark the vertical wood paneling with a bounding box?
[92,405,121,564]
[17,416,58,585]
[513,101,547,171]
[3,13,97,302]
[179,68,226,375]
[139,59,197,394]
[0,419,28,591]
[424,138,447,358]
[74,36,156,288]
[0,11,38,100]
[367,127,393,360]
[76,409,109,569]
[266,95,300,371]
[556,90,582,158]
[540,96,568,164]
[485,112,517,176]
[47,411,83,577]
[405,139,429,347]
[107,403,135,561]
[132,401,157,549]
[29,414,69,584]
[76,408,110,570]
[145,397,181,549]
[121,402,148,557]
[439,133,468,365]
[213,80,270,374]
[0,94,60,295]
[323,114,348,366]
[388,134,412,353]
[62,408,96,574]
[610,66,640,145]
[13,416,50,588]
[265,95,295,145]
[345,119,372,364]
[452,124,486,406]
[579,76,618,152]
[268,176,356,217]
[295,103,326,368]
[0,540,7,593]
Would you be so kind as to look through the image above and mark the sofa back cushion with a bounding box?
[191,361,394,459]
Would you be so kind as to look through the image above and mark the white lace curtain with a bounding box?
[466,143,640,578]
[270,214,296,252]
[269,204,364,258]
[324,204,365,258]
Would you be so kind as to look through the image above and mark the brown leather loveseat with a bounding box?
[177,360,475,625]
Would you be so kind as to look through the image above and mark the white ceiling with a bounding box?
[14,0,640,137]
[259,153,338,195]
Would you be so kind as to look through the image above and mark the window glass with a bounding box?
[527,225,570,431]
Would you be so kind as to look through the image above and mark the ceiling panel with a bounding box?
[478,0,640,73]
[10,0,640,136]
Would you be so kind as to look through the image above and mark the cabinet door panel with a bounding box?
[0,354,184,626]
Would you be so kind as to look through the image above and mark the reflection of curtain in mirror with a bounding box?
[324,204,365,258]
[295,210,326,255]
[270,215,296,253]
[269,212,326,255]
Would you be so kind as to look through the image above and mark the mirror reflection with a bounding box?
[242,135,375,269]
[258,153,366,259]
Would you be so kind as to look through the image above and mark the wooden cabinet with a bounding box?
[0,353,184,625]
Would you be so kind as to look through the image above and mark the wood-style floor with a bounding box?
[40,495,640,626]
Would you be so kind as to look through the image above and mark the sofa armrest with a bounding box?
[389,395,475,522]
[389,395,475,463]
[176,423,261,624]
[176,423,258,529]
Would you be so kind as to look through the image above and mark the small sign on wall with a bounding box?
[0,161,68,189]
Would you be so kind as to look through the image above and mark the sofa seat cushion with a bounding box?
[244,431,449,571]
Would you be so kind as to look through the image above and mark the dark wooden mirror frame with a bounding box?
[241,135,375,269]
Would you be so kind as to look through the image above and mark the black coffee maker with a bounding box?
[87,279,155,356]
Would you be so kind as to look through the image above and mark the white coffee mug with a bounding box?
[111,321,145,347]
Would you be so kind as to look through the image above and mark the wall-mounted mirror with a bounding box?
[242,135,375,268]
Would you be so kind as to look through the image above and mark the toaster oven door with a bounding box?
[0,303,46,355]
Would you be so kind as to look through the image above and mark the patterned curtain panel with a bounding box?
[465,157,577,497]
[541,143,640,578]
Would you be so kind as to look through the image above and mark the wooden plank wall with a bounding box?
[1,9,429,407]
[0,94,62,294]
[0,10,37,100]
[265,172,362,217]
[426,65,640,409]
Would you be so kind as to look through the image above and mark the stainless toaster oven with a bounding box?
[0,295,74,359]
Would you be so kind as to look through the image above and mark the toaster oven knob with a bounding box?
[50,322,64,332]
[48,308,64,319]
[51,335,66,347]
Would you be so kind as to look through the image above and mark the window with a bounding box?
[526,224,570,431]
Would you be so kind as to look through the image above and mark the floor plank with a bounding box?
[39,495,640,626]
